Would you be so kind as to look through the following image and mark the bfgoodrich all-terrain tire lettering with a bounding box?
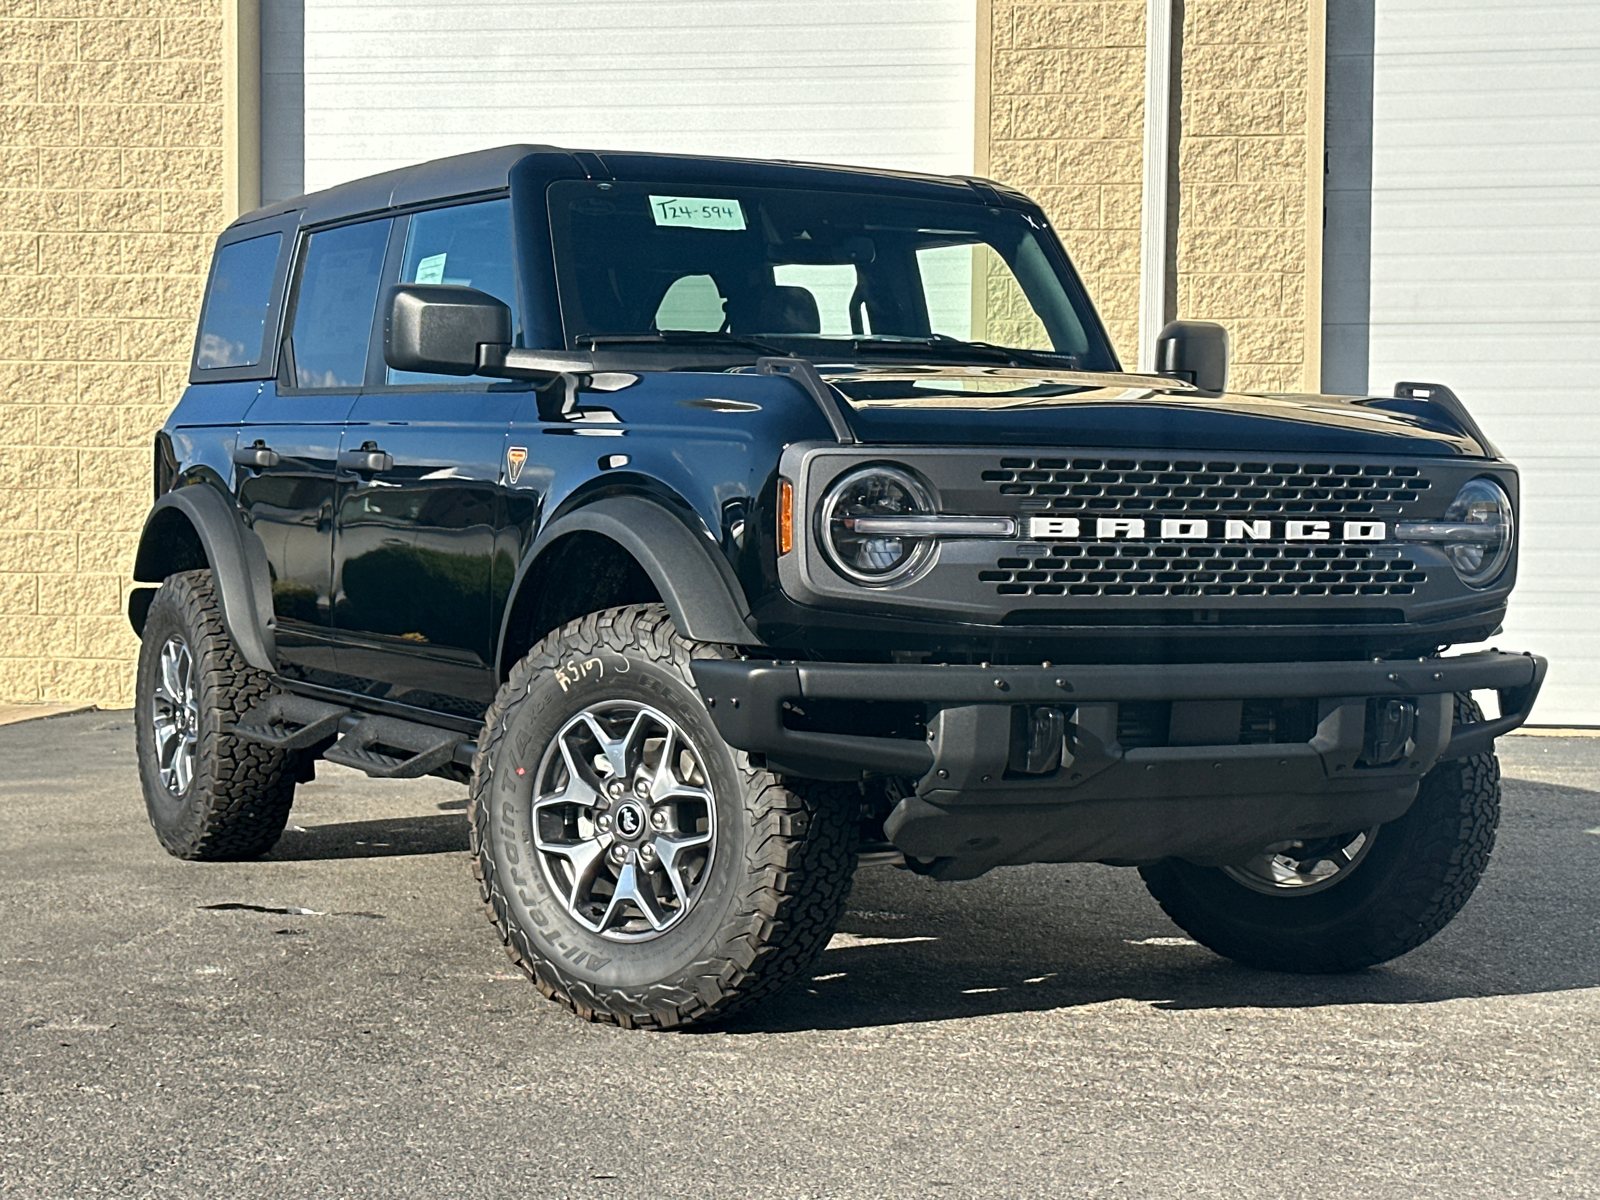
[469,604,858,1029]
[1139,694,1501,973]
[134,569,299,860]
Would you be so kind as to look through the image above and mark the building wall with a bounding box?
[983,1,1148,362]
[981,0,1316,389]
[1176,0,1315,393]
[0,0,225,706]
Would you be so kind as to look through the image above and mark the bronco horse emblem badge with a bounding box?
[506,446,528,484]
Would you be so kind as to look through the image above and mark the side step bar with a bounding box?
[233,695,470,780]
[232,694,349,751]
[323,715,465,779]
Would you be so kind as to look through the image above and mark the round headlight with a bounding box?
[819,465,936,585]
[1442,477,1514,587]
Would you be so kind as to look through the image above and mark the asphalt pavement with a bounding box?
[2,711,1597,1198]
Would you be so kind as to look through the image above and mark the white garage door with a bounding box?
[1326,0,1600,724]
[263,0,975,198]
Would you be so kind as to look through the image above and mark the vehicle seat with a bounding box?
[756,286,821,335]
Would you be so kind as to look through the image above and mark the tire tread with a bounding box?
[1140,694,1500,973]
[468,604,856,1029]
[137,570,297,860]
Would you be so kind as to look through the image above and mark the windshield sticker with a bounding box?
[414,253,447,285]
[649,196,746,231]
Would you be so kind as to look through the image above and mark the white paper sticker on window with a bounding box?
[415,253,447,284]
[649,196,746,231]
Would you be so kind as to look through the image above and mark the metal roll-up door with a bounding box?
[1325,0,1600,724]
[258,0,975,202]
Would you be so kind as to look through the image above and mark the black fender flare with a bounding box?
[130,484,278,672]
[501,493,756,659]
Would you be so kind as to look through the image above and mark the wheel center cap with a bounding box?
[614,802,645,839]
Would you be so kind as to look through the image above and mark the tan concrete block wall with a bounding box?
[1177,0,1312,392]
[983,0,1315,387]
[0,0,223,707]
[984,1,1147,362]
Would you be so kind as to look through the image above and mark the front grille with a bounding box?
[984,543,1426,598]
[983,457,1431,516]
[982,456,1433,599]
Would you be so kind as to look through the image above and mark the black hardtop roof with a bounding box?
[229,144,1027,232]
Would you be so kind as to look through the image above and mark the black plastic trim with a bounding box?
[1395,381,1500,460]
[232,694,350,751]
[127,587,156,637]
[278,679,484,736]
[503,494,757,652]
[691,650,1546,776]
[755,357,855,443]
[130,484,278,671]
[1442,653,1548,759]
[323,714,464,779]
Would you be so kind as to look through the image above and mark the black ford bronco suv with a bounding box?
[130,145,1545,1029]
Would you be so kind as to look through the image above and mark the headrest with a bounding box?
[757,285,821,334]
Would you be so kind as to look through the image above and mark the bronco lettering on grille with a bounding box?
[1026,517,1387,542]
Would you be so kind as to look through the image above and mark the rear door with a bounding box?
[236,216,392,687]
[331,198,527,716]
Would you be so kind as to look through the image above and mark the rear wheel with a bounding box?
[470,604,857,1029]
[134,570,299,860]
[1139,695,1500,973]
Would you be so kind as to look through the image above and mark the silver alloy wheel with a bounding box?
[1223,828,1379,896]
[151,635,199,797]
[531,700,717,942]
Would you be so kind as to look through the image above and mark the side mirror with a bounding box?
[1154,320,1230,393]
[383,283,512,376]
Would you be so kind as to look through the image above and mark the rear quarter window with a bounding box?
[194,232,283,369]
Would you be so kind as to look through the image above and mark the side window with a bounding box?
[387,198,519,385]
[916,242,1052,350]
[194,232,282,369]
[288,218,392,390]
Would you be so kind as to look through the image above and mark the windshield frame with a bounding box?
[544,178,1120,372]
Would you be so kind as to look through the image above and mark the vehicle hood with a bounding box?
[815,365,1491,458]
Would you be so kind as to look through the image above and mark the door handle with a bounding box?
[233,440,280,470]
[338,442,393,475]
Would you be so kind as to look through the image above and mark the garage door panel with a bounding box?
[1346,0,1600,722]
[1368,296,1600,326]
[1378,3,1600,51]
[1368,191,1600,232]
[1363,335,1600,382]
[300,0,975,190]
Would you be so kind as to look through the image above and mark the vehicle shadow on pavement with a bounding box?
[715,774,1600,1034]
[266,814,470,860]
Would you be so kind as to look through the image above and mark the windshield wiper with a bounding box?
[577,331,792,357]
[848,336,1080,370]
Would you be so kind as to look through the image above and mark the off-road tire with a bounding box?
[469,604,858,1029]
[1139,694,1500,973]
[134,569,299,860]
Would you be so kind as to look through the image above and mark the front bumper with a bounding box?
[691,650,1547,876]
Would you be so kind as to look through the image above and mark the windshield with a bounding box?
[546,180,1115,369]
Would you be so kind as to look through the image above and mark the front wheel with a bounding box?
[469,605,858,1029]
[1140,695,1501,973]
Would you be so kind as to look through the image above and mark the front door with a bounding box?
[330,198,525,717]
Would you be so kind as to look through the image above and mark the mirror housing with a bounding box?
[1154,320,1230,393]
[384,283,513,376]
[383,283,601,384]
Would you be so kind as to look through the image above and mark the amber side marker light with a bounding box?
[778,478,794,555]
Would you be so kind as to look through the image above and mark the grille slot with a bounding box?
[983,457,1430,517]
[983,457,1433,600]
[986,543,1426,599]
